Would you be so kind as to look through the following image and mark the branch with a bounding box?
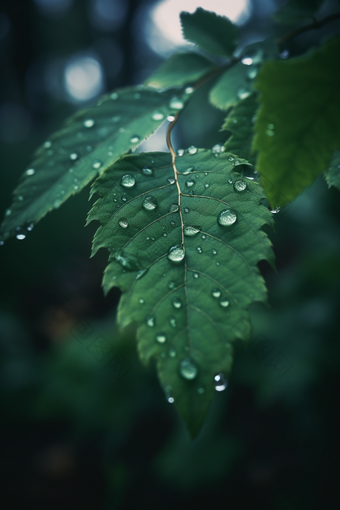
[279,11,340,44]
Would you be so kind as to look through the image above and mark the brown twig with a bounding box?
[279,11,340,44]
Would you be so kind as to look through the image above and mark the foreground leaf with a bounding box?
[253,37,340,207]
[180,8,238,57]
[0,86,190,241]
[145,52,216,89]
[222,93,258,165]
[325,151,340,191]
[88,149,274,436]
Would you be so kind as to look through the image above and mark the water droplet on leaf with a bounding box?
[220,298,230,308]
[84,118,95,128]
[180,358,198,380]
[184,225,200,237]
[26,168,35,176]
[151,111,164,121]
[92,160,102,169]
[186,178,195,187]
[168,246,185,263]
[234,180,247,192]
[169,203,179,213]
[156,333,166,343]
[169,97,184,110]
[212,289,221,298]
[118,218,129,228]
[146,315,155,327]
[143,196,157,211]
[214,373,228,391]
[172,297,182,309]
[218,209,237,227]
[188,146,197,155]
[121,174,136,188]
[142,166,153,176]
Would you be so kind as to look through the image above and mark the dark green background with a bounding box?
[0,1,340,508]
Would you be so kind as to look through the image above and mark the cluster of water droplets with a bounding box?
[176,145,198,157]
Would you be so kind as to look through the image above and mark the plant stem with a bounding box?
[279,11,340,44]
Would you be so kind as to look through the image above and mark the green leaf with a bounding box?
[0,86,190,242]
[325,151,340,190]
[253,37,340,207]
[88,149,274,436]
[222,93,259,165]
[274,0,324,25]
[145,52,216,89]
[209,63,251,111]
[180,8,238,57]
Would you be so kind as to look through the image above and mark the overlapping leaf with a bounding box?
[222,93,259,165]
[325,151,340,191]
[253,37,340,207]
[88,149,274,436]
[209,63,250,111]
[180,8,238,57]
[0,86,191,241]
[145,52,216,89]
[274,0,324,25]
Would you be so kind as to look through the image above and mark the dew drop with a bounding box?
[212,289,221,298]
[151,111,164,121]
[177,149,184,157]
[163,233,168,237]
[183,166,194,175]
[234,180,247,192]
[185,86,194,94]
[146,315,155,327]
[212,143,225,155]
[227,179,233,185]
[205,183,210,188]
[197,246,203,254]
[185,178,195,187]
[170,317,177,328]
[172,297,182,309]
[197,387,205,394]
[169,97,184,110]
[187,146,197,155]
[212,249,217,255]
[271,207,280,214]
[143,196,157,211]
[169,348,177,358]
[138,298,144,304]
[201,235,206,239]
[156,332,166,343]
[247,67,258,80]
[84,118,95,128]
[193,273,199,279]
[16,228,26,241]
[168,245,185,263]
[220,298,230,308]
[142,166,153,176]
[242,57,253,65]
[167,178,175,185]
[179,358,198,380]
[121,174,136,188]
[237,87,251,100]
[214,373,228,391]
[184,207,190,213]
[168,281,175,290]
[26,168,35,176]
[184,225,200,237]
[92,160,102,169]
[130,135,140,144]
[69,152,78,161]
[218,209,237,227]
[169,203,179,213]
[118,218,128,228]
[167,115,175,122]
[27,223,34,232]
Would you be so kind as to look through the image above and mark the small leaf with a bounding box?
[0,86,189,241]
[274,0,324,25]
[222,93,259,165]
[180,8,238,57]
[325,151,340,191]
[253,37,340,207]
[88,149,274,436]
[145,52,216,89]
[209,63,250,111]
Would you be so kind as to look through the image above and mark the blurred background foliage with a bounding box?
[0,0,340,508]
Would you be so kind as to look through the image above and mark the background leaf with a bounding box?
[145,52,216,89]
[253,37,340,207]
[274,0,324,25]
[0,86,190,242]
[88,149,274,436]
[222,93,259,165]
[325,151,340,190]
[180,8,238,57]
[209,63,256,111]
